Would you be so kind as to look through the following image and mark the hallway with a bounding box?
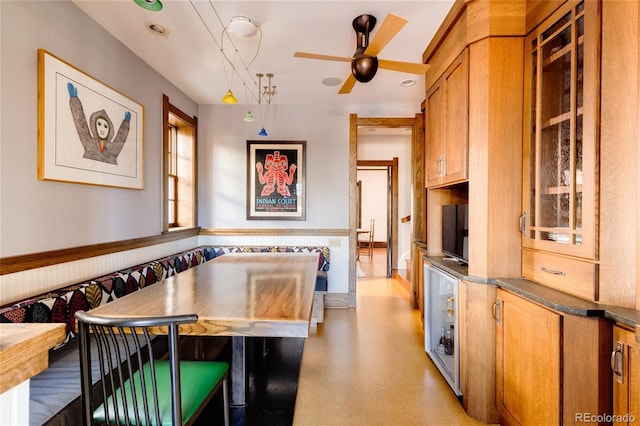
[293,274,484,425]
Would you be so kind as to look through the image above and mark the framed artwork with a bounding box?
[37,49,144,189]
[247,140,306,220]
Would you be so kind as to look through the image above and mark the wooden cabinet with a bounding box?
[521,0,601,300]
[495,288,612,425]
[612,324,640,425]
[425,49,468,188]
[495,288,561,425]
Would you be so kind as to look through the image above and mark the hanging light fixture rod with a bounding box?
[256,73,276,104]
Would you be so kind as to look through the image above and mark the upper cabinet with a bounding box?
[521,0,601,300]
[425,49,469,188]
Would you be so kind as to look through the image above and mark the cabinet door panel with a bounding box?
[522,0,599,261]
[613,325,640,425]
[425,49,469,188]
[443,51,468,184]
[426,84,445,187]
[496,289,561,425]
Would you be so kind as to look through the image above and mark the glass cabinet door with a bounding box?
[522,0,599,259]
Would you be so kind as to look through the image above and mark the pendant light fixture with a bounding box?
[220,44,239,104]
[242,82,255,122]
[256,73,276,104]
[222,90,238,104]
[256,101,270,137]
[133,0,163,11]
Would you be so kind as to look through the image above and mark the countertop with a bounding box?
[422,255,640,329]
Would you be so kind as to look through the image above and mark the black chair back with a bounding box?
[75,311,198,426]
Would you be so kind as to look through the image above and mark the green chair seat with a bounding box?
[94,360,229,426]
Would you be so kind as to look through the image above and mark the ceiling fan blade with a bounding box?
[294,52,353,62]
[378,59,430,74]
[364,13,407,57]
[338,74,358,94]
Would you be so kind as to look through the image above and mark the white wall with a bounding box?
[357,168,388,242]
[0,1,197,257]
[198,104,351,229]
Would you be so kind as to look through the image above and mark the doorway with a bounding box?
[356,160,397,278]
[349,114,424,308]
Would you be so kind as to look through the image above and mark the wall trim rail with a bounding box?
[1,228,349,275]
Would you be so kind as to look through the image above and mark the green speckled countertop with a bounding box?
[421,254,640,329]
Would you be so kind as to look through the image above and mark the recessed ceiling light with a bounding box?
[134,0,163,12]
[146,21,168,36]
[400,79,416,87]
[227,16,257,38]
[321,77,342,87]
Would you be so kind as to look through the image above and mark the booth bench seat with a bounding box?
[0,245,329,425]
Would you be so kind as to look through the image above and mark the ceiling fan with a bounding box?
[294,13,429,94]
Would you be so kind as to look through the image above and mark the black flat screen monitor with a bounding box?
[442,204,468,262]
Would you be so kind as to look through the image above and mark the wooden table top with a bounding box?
[88,252,320,338]
[0,323,66,394]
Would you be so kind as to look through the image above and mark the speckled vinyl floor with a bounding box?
[293,277,485,426]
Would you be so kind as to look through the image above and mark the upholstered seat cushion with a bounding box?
[93,360,229,426]
[315,271,328,292]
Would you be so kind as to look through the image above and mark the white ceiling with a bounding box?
[72,0,454,109]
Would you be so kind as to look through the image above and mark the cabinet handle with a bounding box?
[540,266,566,276]
[611,342,624,383]
[519,211,527,238]
[493,299,501,324]
[440,157,446,177]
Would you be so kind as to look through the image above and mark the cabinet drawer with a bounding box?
[522,249,598,301]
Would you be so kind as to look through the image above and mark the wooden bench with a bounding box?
[0,245,330,425]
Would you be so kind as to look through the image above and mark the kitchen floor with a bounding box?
[293,275,484,425]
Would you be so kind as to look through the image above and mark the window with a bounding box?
[163,95,197,231]
[167,124,178,226]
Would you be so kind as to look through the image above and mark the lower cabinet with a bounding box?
[496,288,560,425]
[495,288,612,425]
[612,324,639,425]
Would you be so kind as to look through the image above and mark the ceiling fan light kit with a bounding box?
[352,55,378,82]
[133,0,163,12]
[293,13,430,94]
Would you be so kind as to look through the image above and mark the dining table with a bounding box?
[86,251,320,406]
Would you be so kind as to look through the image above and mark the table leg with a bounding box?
[231,336,246,406]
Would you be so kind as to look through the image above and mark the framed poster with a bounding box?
[37,49,144,189]
[247,140,306,220]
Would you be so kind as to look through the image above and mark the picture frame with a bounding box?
[246,140,306,220]
[37,49,144,189]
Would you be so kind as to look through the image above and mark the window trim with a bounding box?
[162,94,198,232]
